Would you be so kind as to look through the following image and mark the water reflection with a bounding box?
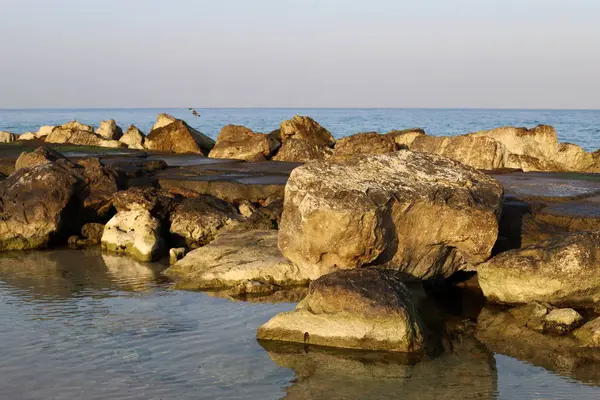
[260,338,498,400]
[0,248,167,301]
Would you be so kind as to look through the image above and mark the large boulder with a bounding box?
[478,230,600,307]
[17,132,37,141]
[208,125,280,161]
[411,135,510,171]
[257,269,425,352]
[0,131,16,143]
[164,230,310,291]
[15,146,72,171]
[96,119,123,140]
[119,125,145,149]
[0,162,81,250]
[333,132,397,158]
[280,116,335,147]
[145,119,215,155]
[111,187,177,221]
[272,138,333,162]
[45,121,123,148]
[36,125,57,138]
[169,195,241,249]
[555,143,599,172]
[76,157,122,220]
[101,209,164,262]
[469,125,559,160]
[278,151,503,280]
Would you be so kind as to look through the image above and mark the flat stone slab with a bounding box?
[492,172,600,203]
[146,154,242,167]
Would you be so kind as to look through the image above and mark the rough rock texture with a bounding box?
[119,125,145,149]
[101,210,164,262]
[280,116,335,147]
[257,269,425,352]
[387,128,426,149]
[574,318,600,347]
[81,222,105,242]
[333,132,397,158]
[111,187,177,221]
[272,138,333,162]
[555,143,600,172]
[169,247,186,265]
[279,151,503,280]
[96,119,123,140]
[469,125,559,160]
[0,162,81,250]
[544,308,583,335]
[151,113,177,131]
[36,125,57,138]
[76,158,122,220]
[411,135,510,170]
[17,132,37,141]
[169,196,242,249]
[164,230,309,291]
[0,131,16,143]
[145,119,215,155]
[478,231,600,307]
[46,121,123,148]
[15,147,71,171]
[209,125,280,161]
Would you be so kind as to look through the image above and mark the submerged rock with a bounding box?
[279,151,503,281]
[119,125,145,149]
[257,269,425,352]
[164,230,310,291]
[169,196,241,249]
[145,117,214,155]
[209,125,280,161]
[478,230,600,307]
[101,210,164,262]
[96,119,123,140]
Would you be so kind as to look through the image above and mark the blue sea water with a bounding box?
[0,108,598,151]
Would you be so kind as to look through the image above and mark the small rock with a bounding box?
[81,223,105,242]
[17,132,37,141]
[238,201,257,218]
[119,125,145,149]
[169,248,187,265]
[0,131,16,143]
[574,317,600,347]
[508,302,550,332]
[101,210,164,262]
[544,308,583,335]
[36,125,57,138]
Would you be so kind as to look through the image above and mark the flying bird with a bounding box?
[189,108,201,118]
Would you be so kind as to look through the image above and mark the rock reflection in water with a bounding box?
[0,248,167,301]
[260,337,497,400]
[204,286,309,304]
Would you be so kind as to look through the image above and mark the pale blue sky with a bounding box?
[1,0,599,108]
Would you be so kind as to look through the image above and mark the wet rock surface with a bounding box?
[257,268,425,352]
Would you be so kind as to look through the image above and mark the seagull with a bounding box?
[189,108,200,118]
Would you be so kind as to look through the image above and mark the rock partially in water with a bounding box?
[279,151,503,280]
[257,269,425,353]
[101,209,164,262]
[574,318,600,347]
[0,162,81,250]
[544,308,584,335]
[164,230,310,291]
[209,125,280,161]
[169,247,186,265]
[478,231,600,307]
[260,333,497,400]
[96,119,123,140]
[169,196,241,249]
[146,117,214,155]
[119,125,145,149]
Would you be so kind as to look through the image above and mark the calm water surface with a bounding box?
[1,249,600,399]
[0,108,598,151]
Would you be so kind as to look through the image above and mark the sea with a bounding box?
[0,108,599,400]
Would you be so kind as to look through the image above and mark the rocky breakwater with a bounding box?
[45,121,124,148]
[145,113,215,155]
[411,124,600,173]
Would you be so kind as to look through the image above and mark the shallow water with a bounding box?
[1,250,600,399]
[0,108,598,151]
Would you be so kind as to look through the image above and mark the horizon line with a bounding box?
[1,106,600,111]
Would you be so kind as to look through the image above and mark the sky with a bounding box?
[0,0,599,109]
